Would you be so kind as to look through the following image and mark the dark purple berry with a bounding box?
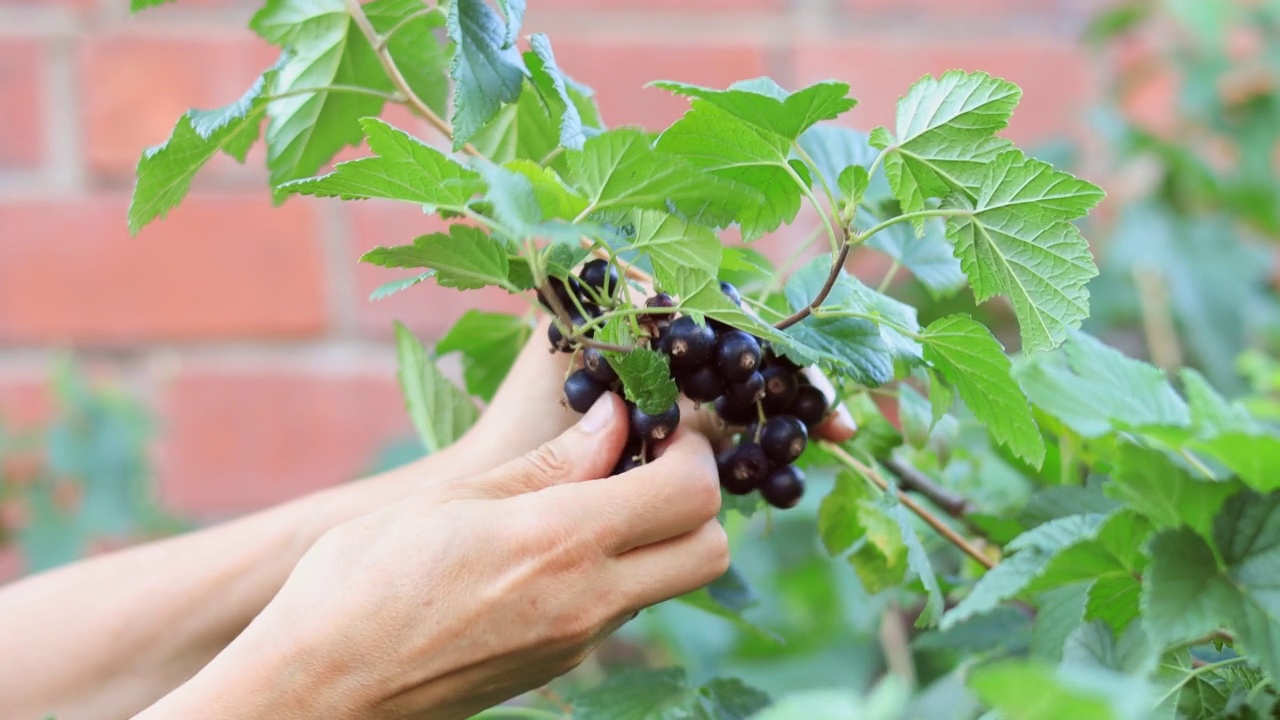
[579,259,619,299]
[679,365,724,404]
[613,440,650,474]
[583,347,618,383]
[725,371,765,406]
[631,403,681,443]
[613,455,645,474]
[537,276,583,313]
[716,330,762,382]
[763,345,803,373]
[713,396,759,426]
[760,366,800,414]
[719,280,742,306]
[760,465,805,509]
[662,316,716,368]
[717,443,769,495]
[760,415,808,465]
[548,322,573,353]
[645,293,676,311]
[564,369,607,414]
[790,385,828,427]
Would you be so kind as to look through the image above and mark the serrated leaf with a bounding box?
[394,322,480,454]
[525,34,585,151]
[653,78,855,140]
[505,159,588,219]
[572,667,770,720]
[1191,432,1280,492]
[447,0,525,149]
[1015,331,1190,437]
[928,369,953,426]
[629,209,721,291]
[898,385,933,449]
[368,271,434,301]
[129,62,279,233]
[598,319,678,415]
[946,150,1103,352]
[473,161,588,244]
[970,660,1153,720]
[850,495,910,594]
[1182,367,1257,437]
[1144,490,1280,679]
[884,493,944,626]
[361,225,511,290]
[470,79,562,170]
[817,470,878,555]
[279,118,484,207]
[1029,583,1089,662]
[922,314,1044,466]
[796,125,891,205]
[436,311,530,402]
[1107,441,1239,539]
[365,0,448,115]
[251,0,392,187]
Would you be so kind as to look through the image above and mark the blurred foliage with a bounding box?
[0,361,182,578]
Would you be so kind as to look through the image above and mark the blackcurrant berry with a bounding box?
[583,347,618,383]
[760,465,805,509]
[790,385,828,427]
[613,454,645,474]
[678,365,724,404]
[760,415,808,465]
[645,293,676,311]
[717,443,770,495]
[716,330,762,382]
[564,369,607,414]
[579,259,619,299]
[537,276,583,313]
[713,396,758,426]
[568,305,601,338]
[662,316,716,368]
[719,280,743,307]
[760,366,800,414]
[762,345,803,373]
[631,403,681,443]
[548,321,573,353]
[725,371,765,406]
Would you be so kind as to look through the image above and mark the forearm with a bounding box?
[0,444,471,720]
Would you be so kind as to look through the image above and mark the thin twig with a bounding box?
[774,227,851,330]
[882,457,973,519]
[822,442,995,570]
[266,84,406,103]
[375,6,441,51]
[1133,267,1183,373]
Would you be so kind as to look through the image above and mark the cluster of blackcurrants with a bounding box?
[546,259,828,510]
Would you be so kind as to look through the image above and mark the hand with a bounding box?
[146,394,728,720]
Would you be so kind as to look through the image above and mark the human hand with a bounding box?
[153,393,727,720]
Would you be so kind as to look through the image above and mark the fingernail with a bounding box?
[578,395,615,434]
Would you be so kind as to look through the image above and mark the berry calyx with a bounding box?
[725,371,765,406]
[760,366,800,414]
[760,415,808,464]
[760,465,805,509]
[579,259,619,299]
[790,385,829,427]
[662,316,716,368]
[716,330,763,382]
[583,347,618,383]
[717,443,769,495]
[631,403,681,442]
[679,365,724,404]
[564,369,608,414]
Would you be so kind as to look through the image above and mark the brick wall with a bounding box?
[0,0,1110,534]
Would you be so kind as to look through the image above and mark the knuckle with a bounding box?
[524,441,572,482]
[689,464,723,519]
[702,522,732,579]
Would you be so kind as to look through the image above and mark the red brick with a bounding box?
[347,201,529,340]
[0,40,44,170]
[533,0,781,10]
[155,367,411,514]
[0,195,326,345]
[793,38,1094,144]
[842,0,1080,23]
[545,40,769,130]
[80,34,277,177]
[0,376,52,429]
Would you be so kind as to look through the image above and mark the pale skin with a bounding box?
[0,320,854,720]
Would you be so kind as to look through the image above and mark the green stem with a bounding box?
[471,707,566,720]
[375,6,443,51]
[1155,656,1250,707]
[784,161,840,256]
[876,259,901,294]
[792,140,839,211]
[265,84,405,103]
[1179,448,1218,480]
[854,208,971,243]
[574,305,678,336]
[754,225,824,303]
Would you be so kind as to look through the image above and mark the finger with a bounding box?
[474,392,629,498]
[609,520,731,610]
[803,367,857,442]
[541,427,721,555]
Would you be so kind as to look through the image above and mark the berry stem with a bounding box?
[820,442,995,570]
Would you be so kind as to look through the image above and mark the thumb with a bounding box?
[474,392,629,498]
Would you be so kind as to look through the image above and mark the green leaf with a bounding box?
[129,62,279,234]
[394,322,480,454]
[368,271,434,301]
[874,71,1020,226]
[884,493,944,626]
[863,215,966,300]
[946,150,1103,353]
[1107,441,1239,539]
[922,314,1044,466]
[279,118,484,208]
[364,0,448,115]
[526,34,586,151]
[361,225,511,290]
[572,667,770,720]
[250,0,391,187]
[1030,583,1089,662]
[493,0,525,48]
[849,494,910,594]
[629,209,722,293]
[898,384,933,449]
[1015,332,1190,438]
[130,0,173,10]
[568,129,744,215]
[1181,367,1257,437]
[473,161,589,244]
[1191,432,1280,492]
[436,312,530,402]
[598,319,679,416]
[652,78,855,139]
[1144,490,1280,679]
[675,589,779,644]
[969,660,1153,720]
[469,79,561,170]
[796,125,890,206]
[505,160,588,219]
[782,256,918,386]
[447,0,526,149]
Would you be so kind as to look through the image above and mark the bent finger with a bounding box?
[608,520,731,611]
